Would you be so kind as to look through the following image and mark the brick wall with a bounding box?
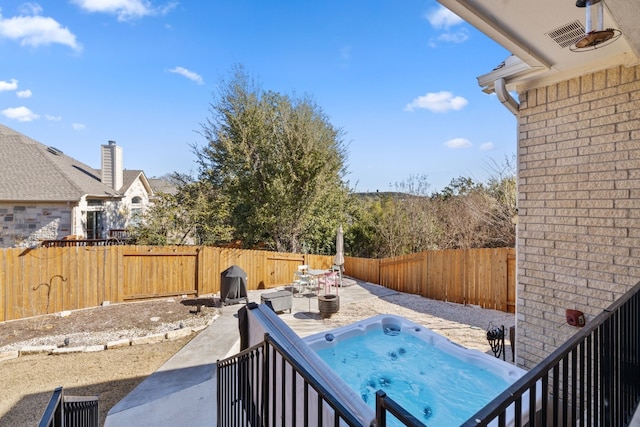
[516,64,640,369]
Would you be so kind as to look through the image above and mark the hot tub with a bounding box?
[304,315,537,427]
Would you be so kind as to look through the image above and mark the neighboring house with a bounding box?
[148,177,178,197]
[437,0,640,369]
[0,124,153,247]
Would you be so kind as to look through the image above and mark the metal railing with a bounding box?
[462,281,640,426]
[218,334,437,427]
[38,387,99,427]
[40,238,125,247]
[217,334,368,426]
[219,283,639,427]
[375,391,427,427]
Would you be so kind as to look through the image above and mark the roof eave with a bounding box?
[437,0,551,71]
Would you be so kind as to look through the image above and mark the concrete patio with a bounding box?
[104,278,396,426]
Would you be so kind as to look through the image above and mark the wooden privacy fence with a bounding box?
[0,246,514,322]
[342,248,515,313]
[377,248,515,313]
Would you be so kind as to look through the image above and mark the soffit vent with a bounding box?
[546,20,585,48]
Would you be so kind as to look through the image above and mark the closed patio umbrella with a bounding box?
[334,225,344,270]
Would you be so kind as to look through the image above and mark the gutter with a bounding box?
[494,78,519,116]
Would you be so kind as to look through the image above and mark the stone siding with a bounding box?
[0,203,72,248]
[516,64,640,369]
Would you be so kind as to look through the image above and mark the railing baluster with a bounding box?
[553,363,560,425]
[586,334,592,427]
[514,394,522,427]
[263,341,271,427]
[281,354,286,426]
[316,393,323,426]
[291,363,297,427]
[579,340,585,427]
[528,381,536,427]
[571,347,577,425]
[613,310,620,426]
[595,327,601,426]
[304,380,309,426]
[541,373,548,427]
[562,356,568,426]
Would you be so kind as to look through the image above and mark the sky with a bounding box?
[0,0,516,194]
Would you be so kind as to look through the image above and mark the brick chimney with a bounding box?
[101,140,123,191]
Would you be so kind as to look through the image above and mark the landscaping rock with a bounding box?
[19,345,56,355]
[130,333,166,346]
[106,339,131,349]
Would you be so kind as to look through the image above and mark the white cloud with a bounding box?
[436,29,469,44]
[72,123,86,130]
[426,6,463,29]
[17,89,32,98]
[0,12,81,51]
[45,114,62,121]
[404,91,468,113]
[479,142,494,151]
[168,66,204,85]
[19,3,44,15]
[71,0,177,22]
[445,138,472,149]
[426,6,468,47]
[0,78,18,92]
[2,106,39,121]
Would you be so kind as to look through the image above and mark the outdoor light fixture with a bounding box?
[571,0,621,51]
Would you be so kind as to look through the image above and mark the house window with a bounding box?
[131,196,142,204]
[87,199,104,207]
[86,211,103,239]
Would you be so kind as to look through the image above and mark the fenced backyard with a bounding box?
[0,246,515,323]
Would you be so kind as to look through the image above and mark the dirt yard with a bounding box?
[0,297,219,426]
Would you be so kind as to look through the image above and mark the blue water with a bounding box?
[315,329,511,427]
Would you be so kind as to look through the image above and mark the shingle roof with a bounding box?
[148,177,178,195]
[0,124,121,202]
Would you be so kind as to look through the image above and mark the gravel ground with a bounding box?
[0,297,218,352]
[324,290,515,356]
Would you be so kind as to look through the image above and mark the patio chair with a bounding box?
[318,270,339,295]
[331,264,343,287]
[293,267,311,296]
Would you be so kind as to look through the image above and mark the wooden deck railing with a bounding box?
[0,246,514,322]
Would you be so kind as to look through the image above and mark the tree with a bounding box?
[131,174,233,245]
[471,155,517,247]
[196,66,349,252]
[348,175,441,258]
[431,156,516,249]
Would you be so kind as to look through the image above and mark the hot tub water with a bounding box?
[305,315,527,427]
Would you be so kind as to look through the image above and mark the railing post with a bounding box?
[38,386,64,427]
[375,390,387,427]
[262,335,271,426]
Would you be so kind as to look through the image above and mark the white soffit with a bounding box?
[438,0,639,90]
